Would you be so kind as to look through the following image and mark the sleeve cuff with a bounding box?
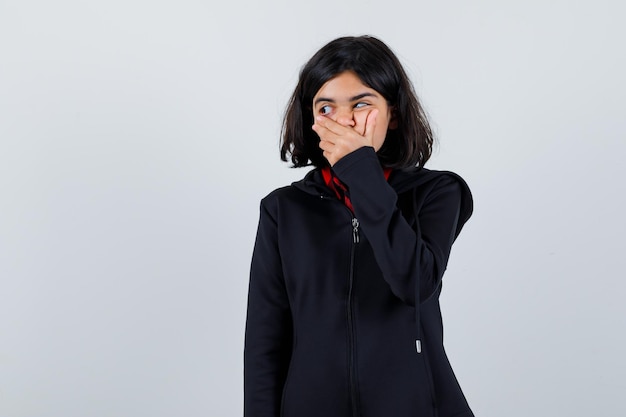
[332,146,384,185]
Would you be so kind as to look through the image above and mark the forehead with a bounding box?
[313,71,380,101]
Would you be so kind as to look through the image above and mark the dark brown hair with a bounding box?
[280,35,434,169]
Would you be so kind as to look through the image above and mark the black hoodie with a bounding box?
[245,147,474,417]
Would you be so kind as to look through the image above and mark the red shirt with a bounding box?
[321,165,392,213]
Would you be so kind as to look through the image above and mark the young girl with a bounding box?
[244,36,474,417]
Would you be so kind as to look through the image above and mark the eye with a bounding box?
[319,105,332,115]
[354,102,369,109]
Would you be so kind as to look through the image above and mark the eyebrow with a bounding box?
[314,92,377,106]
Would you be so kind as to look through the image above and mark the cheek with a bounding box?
[353,112,368,133]
[373,136,385,152]
[373,118,391,151]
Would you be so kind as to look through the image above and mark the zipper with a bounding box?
[352,218,360,244]
[347,215,359,417]
[320,193,361,416]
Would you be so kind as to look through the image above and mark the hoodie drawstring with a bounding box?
[412,187,422,354]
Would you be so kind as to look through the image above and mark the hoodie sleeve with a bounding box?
[244,197,292,417]
[332,146,470,305]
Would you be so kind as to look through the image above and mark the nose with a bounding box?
[334,108,355,127]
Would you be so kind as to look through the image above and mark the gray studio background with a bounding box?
[1,1,624,416]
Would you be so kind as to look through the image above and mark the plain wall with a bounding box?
[1,0,624,416]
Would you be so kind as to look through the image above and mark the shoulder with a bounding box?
[260,168,325,208]
[261,185,294,203]
[258,185,296,215]
[424,169,471,208]
[254,186,293,229]
[259,174,322,217]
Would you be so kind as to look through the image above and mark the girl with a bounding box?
[244,36,474,417]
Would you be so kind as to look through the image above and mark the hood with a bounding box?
[391,167,473,239]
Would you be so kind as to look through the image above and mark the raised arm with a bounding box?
[333,147,467,305]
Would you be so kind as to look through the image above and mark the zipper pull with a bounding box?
[352,218,360,244]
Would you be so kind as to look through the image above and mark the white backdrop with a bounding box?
[1,1,625,416]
